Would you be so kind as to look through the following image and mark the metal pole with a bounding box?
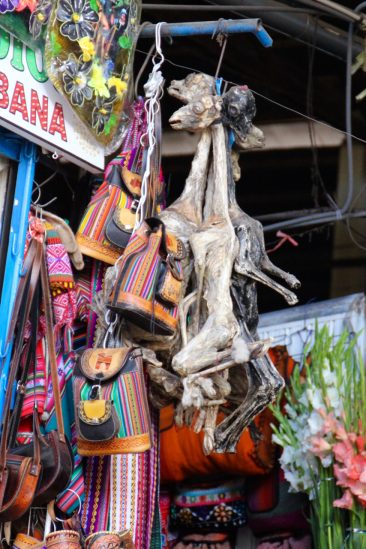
[205,0,363,60]
[139,18,273,48]
[0,135,37,421]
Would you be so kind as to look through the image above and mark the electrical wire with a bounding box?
[136,47,366,146]
[136,4,366,233]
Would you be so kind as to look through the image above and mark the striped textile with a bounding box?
[75,359,150,439]
[75,259,106,348]
[20,340,47,419]
[81,456,111,534]
[45,352,86,516]
[109,405,160,549]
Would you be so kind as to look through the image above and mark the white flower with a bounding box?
[321,455,333,468]
[299,392,309,407]
[308,410,324,435]
[323,368,337,387]
[327,387,341,412]
[307,387,324,410]
[284,403,298,420]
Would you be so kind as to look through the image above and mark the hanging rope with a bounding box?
[135,22,166,228]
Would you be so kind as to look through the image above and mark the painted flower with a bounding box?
[88,64,109,98]
[0,0,19,13]
[29,0,52,39]
[16,0,36,11]
[62,54,93,107]
[92,92,116,135]
[213,504,233,523]
[108,76,127,97]
[57,0,99,42]
[78,36,95,62]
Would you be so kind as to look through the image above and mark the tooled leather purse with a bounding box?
[73,347,151,456]
[0,235,73,522]
[11,248,74,507]
[105,150,143,251]
[107,218,185,336]
[0,238,43,522]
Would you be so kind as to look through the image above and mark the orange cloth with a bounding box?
[160,347,296,484]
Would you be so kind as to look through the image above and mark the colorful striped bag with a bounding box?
[73,347,151,456]
[108,218,186,336]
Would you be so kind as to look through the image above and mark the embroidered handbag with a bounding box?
[73,347,151,456]
[75,165,127,265]
[108,218,185,336]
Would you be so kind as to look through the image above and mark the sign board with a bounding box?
[0,29,105,173]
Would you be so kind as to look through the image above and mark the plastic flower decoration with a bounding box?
[57,0,99,42]
[0,0,19,13]
[29,0,52,39]
[78,36,95,62]
[92,92,116,135]
[108,76,127,97]
[16,0,37,11]
[62,54,93,107]
[88,64,110,98]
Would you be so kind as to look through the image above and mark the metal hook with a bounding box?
[213,18,229,81]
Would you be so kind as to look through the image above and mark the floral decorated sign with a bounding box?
[45,0,141,153]
[0,28,104,172]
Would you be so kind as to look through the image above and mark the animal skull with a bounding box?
[169,95,222,132]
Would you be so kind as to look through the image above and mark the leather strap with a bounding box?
[0,239,42,475]
[40,246,66,442]
[8,282,40,448]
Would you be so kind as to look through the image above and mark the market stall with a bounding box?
[0,2,365,549]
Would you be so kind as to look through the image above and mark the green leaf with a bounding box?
[118,35,133,50]
[50,31,62,56]
[104,114,117,136]
[89,0,99,12]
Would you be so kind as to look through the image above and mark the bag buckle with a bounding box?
[167,254,183,281]
[131,199,140,213]
[89,385,101,400]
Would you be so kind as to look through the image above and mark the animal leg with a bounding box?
[261,255,301,289]
[235,258,298,305]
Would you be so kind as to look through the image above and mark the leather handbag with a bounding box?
[85,531,135,549]
[0,231,73,521]
[105,151,143,250]
[45,530,81,549]
[12,533,46,549]
[108,218,185,336]
[8,246,74,507]
[73,347,151,456]
[0,239,43,522]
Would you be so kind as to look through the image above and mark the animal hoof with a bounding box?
[286,292,299,306]
[289,276,301,289]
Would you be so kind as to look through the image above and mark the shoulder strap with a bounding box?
[0,239,42,473]
[40,244,65,442]
[8,280,40,448]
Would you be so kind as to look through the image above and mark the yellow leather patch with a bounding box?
[115,207,136,231]
[83,400,107,420]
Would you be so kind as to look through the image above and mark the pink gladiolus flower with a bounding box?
[333,441,354,466]
[333,489,353,509]
[310,436,332,459]
[356,435,366,453]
